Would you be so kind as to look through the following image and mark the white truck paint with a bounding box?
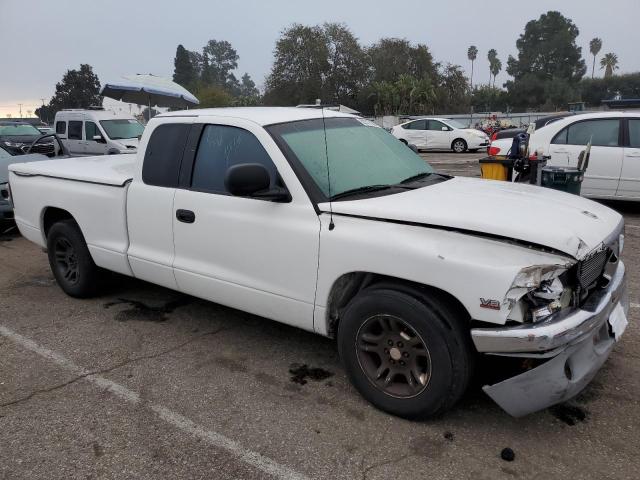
[8,107,628,417]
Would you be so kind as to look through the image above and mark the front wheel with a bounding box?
[47,219,102,297]
[452,139,467,153]
[338,287,473,419]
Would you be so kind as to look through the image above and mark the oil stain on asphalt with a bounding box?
[549,403,588,425]
[103,297,191,322]
[289,363,334,385]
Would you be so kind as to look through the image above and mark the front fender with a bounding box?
[314,213,573,335]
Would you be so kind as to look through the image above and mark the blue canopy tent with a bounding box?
[100,74,199,118]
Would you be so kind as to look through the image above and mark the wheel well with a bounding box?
[42,207,75,237]
[399,138,408,144]
[325,272,470,338]
[451,138,467,149]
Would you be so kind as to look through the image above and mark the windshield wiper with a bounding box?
[330,184,395,200]
[399,172,434,184]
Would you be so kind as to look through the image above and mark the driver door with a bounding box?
[171,120,320,331]
[84,121,108,155]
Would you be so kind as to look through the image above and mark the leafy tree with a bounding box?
[195,85,234,108]
[589,38,602,79]
[467,45,478,89]
[435,64,470,114]
[323,23,368,105]
[600,53,619,78]
[505,11,586,109]
[263,24,330,105]
[368,38,437,84]
[36,64,101,121]
[173,44,197,89]
[202,40,239,86]
[239,73,259,98]
[580,72,640,105]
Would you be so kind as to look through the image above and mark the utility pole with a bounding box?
[40,98,46,123]
[18,103,23,119]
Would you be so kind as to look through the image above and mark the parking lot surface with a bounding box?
[1,151,639,479]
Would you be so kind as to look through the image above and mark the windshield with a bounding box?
[0,124,42,136]
[445,119,468,129]
[268,117,433,199]
[99,119,145,140]
[0,147,13,159]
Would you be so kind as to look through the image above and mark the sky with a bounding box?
[1,0,639,118]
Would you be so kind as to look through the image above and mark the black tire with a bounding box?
[469,149,479,153]
[338,287,473,419]
[452,139,467,153]
[47,219,102,298]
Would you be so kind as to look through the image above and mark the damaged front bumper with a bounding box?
[471,261,628,417]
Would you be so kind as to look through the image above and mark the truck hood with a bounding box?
[320,177,622,259]
[114,137,139,149]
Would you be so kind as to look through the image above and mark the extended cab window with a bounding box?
[55,121,66,135]
[553,119,620,147]
[142,123,190,188]
[191,124,277,194]
[68,121,82,140]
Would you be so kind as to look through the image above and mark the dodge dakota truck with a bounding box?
[8,107,628,418]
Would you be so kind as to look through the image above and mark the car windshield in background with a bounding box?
[268,117,434,199]
[0,146,13,159]
[99,119,145,140]
[445,119,468,129]
[0,124,42,136]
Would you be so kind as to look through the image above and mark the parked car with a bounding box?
[391,117,489,153]
[9,107,627,418]
[525,112,640,200]
[488,113,577,156]
[54,108,145,156]
[0,121,55,156]
[0,136,69,221]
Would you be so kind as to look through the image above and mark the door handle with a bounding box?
[176,209,196,223]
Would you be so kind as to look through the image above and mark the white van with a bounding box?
[54,108,145,156]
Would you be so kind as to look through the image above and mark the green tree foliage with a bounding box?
[580,73,640,106]
[202,40,239,86]
[368,38,437,83]
[196,85,234,108]
[505,11,586,109]
[435,64,470,114]
[36,64,101,121]
[589,38,602,79]
[600,53,619,78]
[173,44,197,89]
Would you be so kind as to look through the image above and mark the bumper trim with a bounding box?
[471,261,626,354]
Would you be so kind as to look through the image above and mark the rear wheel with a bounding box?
[452,139,467,153]
[47,219,102,297]
[338,287,473,419]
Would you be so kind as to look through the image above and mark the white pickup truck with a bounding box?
[8,107,628,418]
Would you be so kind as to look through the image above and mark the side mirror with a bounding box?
[224,163,291,202]
[93,135,106,143]
[441,126,448,131]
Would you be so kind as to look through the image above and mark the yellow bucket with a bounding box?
[480,162,509,181]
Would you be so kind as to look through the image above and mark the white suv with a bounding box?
[391,117,489,153]
[527,111,640,201]
[54,108,145,156]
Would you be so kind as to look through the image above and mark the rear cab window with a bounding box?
[142,123,191,187]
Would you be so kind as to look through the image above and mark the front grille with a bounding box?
[577,247,610,290]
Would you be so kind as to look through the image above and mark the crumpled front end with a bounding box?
[472,259,628,417]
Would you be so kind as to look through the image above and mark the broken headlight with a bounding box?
[507,265,575,323]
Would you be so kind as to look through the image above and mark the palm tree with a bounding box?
[490,58,502,88]
[600,53,619,78]
[589,38,602,79]
[487,49,497,86]
[467,45,478,90]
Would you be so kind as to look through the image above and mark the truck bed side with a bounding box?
[8,155,135,276]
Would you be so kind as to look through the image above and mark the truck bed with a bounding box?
[9,154,136,186]
[8,154,136,277]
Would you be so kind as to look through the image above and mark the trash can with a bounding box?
[541,166,584,195]
[479,158,513,181]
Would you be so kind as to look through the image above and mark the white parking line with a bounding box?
[0,325,310,480]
